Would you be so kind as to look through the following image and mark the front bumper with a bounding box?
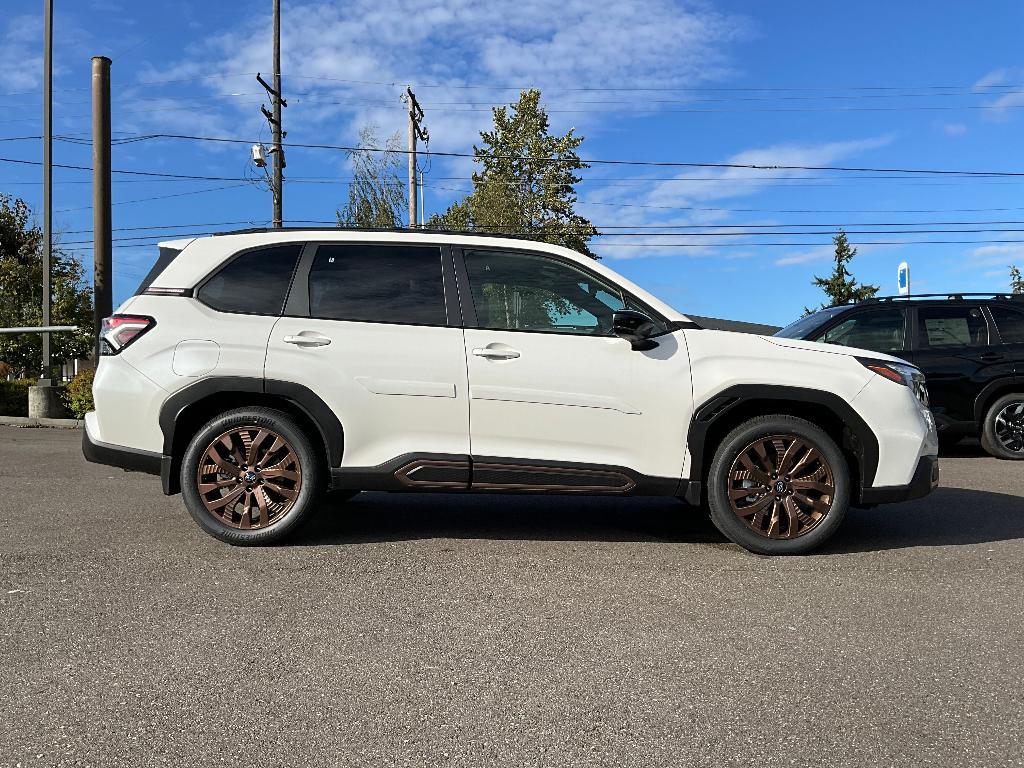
[858,454,939,505]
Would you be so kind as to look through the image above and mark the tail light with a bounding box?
[100,315,155,355]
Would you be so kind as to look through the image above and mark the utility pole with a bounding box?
[257,0,286,227]
[41,0,52,384]
[403,87,428,228]
[92,56,112,357]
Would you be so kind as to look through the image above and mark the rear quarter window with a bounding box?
[990,306,1024,344]
[196,244,303,316]
[135,246,181,295]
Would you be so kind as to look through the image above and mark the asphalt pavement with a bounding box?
[1,426,1022,767]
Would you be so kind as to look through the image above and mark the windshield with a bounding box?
[773,306,847,339]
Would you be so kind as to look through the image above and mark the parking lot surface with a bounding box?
[1,425,1022,767]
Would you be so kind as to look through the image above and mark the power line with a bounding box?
[131,134,1024,176]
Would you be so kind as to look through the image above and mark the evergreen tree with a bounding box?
[806,230,880,313]
[428,89,598,256]
[0,194,94,377]
[1011,265,1023,294]
[337,126,406,228]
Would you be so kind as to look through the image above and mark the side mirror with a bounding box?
[612,309,659,351]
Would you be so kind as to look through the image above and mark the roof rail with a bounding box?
[211,226,547,241]
[857,292,1024,304]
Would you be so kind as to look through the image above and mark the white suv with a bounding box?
[83,229,938,554]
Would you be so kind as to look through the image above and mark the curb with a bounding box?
[0,416,83,429]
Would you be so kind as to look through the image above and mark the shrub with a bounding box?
[65,368,95,419]
[0,378,35,417]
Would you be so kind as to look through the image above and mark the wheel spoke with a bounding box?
[206,485,246,511]
[790,480,833,494]
[198,478,238,493]
[777,438,803,475]
[737,454,772,486]
[247,429,271,466]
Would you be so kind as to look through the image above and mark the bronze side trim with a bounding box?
[394,459,471,489]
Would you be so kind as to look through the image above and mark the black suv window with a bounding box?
[917,306,988,348]
[308,244,446,326]
[197,244,302,315]
[814,308,905,353]
[463,249,667,336]
[990,305,1024,344]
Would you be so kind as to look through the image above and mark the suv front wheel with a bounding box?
[980,394,1024,460]
[180,407,324,544]
[706,415,850,555]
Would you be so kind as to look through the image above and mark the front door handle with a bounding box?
[472,346,520,360]
[283,332,332,348]
[978,352,1004,361]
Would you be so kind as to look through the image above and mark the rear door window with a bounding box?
[990,306,1024,344]
[813,308,906,353]
[307,244,446,326]
[197,244,303,315]
[917,306,988,348]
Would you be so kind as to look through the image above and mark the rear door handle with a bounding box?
[472,346,520,360]
[283,332,332,348]
[979,352,1004,361]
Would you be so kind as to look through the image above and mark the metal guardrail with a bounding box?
[0,326,79,334]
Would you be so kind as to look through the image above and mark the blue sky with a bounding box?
[3,0,1024,324]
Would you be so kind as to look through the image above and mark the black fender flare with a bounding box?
[686,384,880,490]
[158,376,343,494]
[973,376,1024,424]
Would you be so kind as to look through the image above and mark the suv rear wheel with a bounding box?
[180,407,324,544]
[980,394,1024,460]
[706,415,850,555]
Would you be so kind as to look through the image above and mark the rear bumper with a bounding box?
[82,426,170,481]
[858,454,939,505]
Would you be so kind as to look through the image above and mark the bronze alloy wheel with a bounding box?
[196,425,302,530]
[727,433,836,540]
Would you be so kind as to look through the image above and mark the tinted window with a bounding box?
[463,250,667,336]
[308,244,445,326]
[917,306,988,348]
[774,306,847,339]
[990,306,1024,344]
[197,244,302,315]
[814,309,905,353]
[136,246,181,295]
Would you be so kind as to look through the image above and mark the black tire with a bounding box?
[980,393,1024,460]
[706,415,850,555]
[180,407,324,545]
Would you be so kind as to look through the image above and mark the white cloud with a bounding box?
[774,245,835,267]
[943,122,968,136]
[966,243,1024,267]
[136,0,751,155]
[0,15,43,92]
[585,135,894,260]
[974,67,1024,121]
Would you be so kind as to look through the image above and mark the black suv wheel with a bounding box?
[980,394,1024,460]
[706,415,850,555]
[180,407,324,544]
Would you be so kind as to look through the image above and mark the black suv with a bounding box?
[776,294,1024,459]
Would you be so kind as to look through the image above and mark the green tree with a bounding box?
[805,230,880,313]
[428,89,598,256]
[0,194,94,377]
[1011,265,1023,294]
[337,126,407,228]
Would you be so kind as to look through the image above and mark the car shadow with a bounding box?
[293,486,1024,553]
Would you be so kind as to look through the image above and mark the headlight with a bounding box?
[856,357,929,407]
